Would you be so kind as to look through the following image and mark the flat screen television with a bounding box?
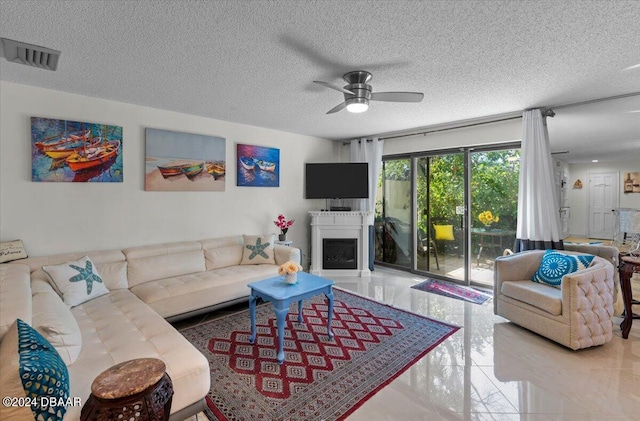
[305,163,369,199]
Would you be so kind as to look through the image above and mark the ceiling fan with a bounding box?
[314,70,424,114]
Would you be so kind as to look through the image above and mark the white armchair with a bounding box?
[494,247,616,350]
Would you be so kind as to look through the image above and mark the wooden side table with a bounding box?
[81,358,173,421]
[618,255,640,339]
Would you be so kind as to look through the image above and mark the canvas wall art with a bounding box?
[623,172,640,193]
[237,144,280,187]
[31,117,123,182]
[145,128,226,191]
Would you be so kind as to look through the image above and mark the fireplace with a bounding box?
[323,239,357,270]
[309,211,371,277]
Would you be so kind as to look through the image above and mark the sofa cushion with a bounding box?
[0,319,70,421]
[501,280,563,315]
[204,245,244,270]
[130,264,278,319]
[32,283,82,365]
[125,247,205,288]
[532,250,595,288]
[241,234,276,265]
[0,239,28,263]
[42,256,110,307]
[0,264,32,342]
[65,290,210,419]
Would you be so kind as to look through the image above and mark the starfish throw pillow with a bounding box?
[43,256,109,307]
[241,234,276,265]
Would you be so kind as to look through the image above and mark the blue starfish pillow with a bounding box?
[241,234,276,265]
[43,256,109,307]
[532,250,595,288]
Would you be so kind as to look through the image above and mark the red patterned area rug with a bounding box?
[180,288,459,421]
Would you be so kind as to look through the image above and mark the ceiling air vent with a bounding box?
[0,38,61,71]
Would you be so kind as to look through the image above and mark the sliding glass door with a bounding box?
[374,145,520,286]
[416,153,466,280]
[374,158,412,270]
[469,149,520,284]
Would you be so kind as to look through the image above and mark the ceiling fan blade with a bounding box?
[371,92,424,103]
[326,102,347,114]
[314,80,355,95]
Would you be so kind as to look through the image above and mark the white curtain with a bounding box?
[515,109,563,251]
[349,137,384,225]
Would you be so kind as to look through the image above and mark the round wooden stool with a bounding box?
[81,358,173,421]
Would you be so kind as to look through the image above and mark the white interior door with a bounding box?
[588,172,619,239]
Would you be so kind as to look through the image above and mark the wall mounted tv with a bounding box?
[305,163,369,199]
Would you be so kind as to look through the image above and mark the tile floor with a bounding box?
[175,267,640,420]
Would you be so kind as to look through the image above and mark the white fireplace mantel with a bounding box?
[309,211,371,277]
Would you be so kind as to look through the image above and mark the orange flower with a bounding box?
[278,260,302,275]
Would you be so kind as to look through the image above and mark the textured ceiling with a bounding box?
[1,0,639,162]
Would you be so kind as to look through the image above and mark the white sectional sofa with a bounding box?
[0,235,301,420]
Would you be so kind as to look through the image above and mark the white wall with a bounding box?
[567,159,640,237]
[0,82,339,262]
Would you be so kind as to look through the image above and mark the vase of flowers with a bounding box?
[278,260,303,284]
[478,211,499,230]
[274,214,294,241]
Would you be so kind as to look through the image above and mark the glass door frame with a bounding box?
[376,142,521,287]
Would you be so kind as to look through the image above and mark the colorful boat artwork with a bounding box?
[239,156,256,170]
[31,117,123,183]
[256,159,276,172]
[66,140,121,172]
[207,162,226,179]
[236,144,280,187]
[35,130,91,152]
[43,137,103,159]
[157,164,186,178]
[181,162,204,180]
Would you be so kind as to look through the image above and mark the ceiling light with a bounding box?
[622,63,640,71]
[346,103,368,113]
[592,160,599,163]
[345,97,369,113]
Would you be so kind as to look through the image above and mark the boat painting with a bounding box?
[207,162,226,179]
[239,156,256,170]
[157,164,186,178]
[31,117,123,182]
[145,128,225,191]
[36,130,91,152]
[256,159,276,172]
[181,162,204,180]
[66,140,120,172]
[237,144,280,187]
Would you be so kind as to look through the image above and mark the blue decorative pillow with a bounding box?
[532,250,596,288]
[0,319,70,421]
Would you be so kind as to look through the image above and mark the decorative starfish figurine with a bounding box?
[246,238,270,260]
[69,260,103,295]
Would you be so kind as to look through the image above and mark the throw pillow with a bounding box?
[532,250,596,288]
[0,319,70,421]
[433,225,455,241]
[0,239,28,263]
[42,256,109,307]
[241,234,276,265]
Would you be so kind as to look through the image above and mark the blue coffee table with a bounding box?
[248,272,335,364]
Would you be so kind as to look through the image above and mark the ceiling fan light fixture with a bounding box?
[346,97,369,113]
